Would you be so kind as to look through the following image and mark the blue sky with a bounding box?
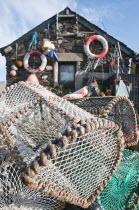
[0,0,139,81]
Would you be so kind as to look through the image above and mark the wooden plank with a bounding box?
[58,15,75,17]
[59,33,76,37]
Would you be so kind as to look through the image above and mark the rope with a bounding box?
[46,23,50,40]
[15,43,18,61]
[28,32,38,51]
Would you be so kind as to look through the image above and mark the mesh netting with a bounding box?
[19,82,93,120]
[97,149,139,210]
[75,96,138,147]
[126,190,139,210]
[0,84,39,120]
[0,82,92,122]
[39,127,121,198]
[0,158,65,210]
[0,82,124,208]
[10,102,69,164]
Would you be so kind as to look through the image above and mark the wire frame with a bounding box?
[0,82,124,208]
[0,155,65,210]
[75,96,138,147]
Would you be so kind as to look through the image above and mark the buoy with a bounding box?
[26,73,39,85]
[63,86,88,99]
[63,93,83,99]
[23,50,47,74]
[73,86,88,97]
[16,61,23,67]
[46,65,53,71]
[11,64,18,71]
[42,39,55,51]
[84,35,108,59]
[10,70,17,77]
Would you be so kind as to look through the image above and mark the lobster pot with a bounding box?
[0,159,64,210]
[75,96,138,147]
[121,74,139,112]
[0,82,92,122]
[97,149,139,210]
[0,82,124,208]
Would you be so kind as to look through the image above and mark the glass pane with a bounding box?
[59,64,75,85]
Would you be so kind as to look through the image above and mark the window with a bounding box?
[58,63,76,87]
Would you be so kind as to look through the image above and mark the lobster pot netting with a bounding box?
[38,127,121,197]
[75,96,138,147]
[97,149,139,210]
[0,82,92,122]
[0,84,39,120]
[0,82,124,208]
[9,102,69,165]
[0,82,92,165]
[0,159,64,210]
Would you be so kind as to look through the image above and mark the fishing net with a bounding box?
[0,82,93,122]
[0,82,124,208]
[126,190,139,210]
[0,155,65,210]
[75,96,138,147]
[97,149,139,210]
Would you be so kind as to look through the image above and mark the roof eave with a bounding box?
[0,7,134,57]
[0,15,56,55]
[77,15,134,57]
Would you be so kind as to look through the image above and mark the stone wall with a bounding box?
[4,17,130,88]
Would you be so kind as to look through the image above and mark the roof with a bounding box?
[0,7,134,57]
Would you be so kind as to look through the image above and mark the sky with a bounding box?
[0,0,139,81]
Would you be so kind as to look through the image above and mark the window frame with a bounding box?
[58,62,76,87]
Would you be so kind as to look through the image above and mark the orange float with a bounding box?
[16,61,23,67]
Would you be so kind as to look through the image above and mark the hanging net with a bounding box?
[97,149,139,210]
[0,82,124,208]
[75,96,138,147]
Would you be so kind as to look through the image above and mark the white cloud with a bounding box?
[0,0,134,82]
[0,0,77,81]
[80,3,124,26]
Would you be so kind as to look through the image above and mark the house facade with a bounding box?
[0,7,136,96]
